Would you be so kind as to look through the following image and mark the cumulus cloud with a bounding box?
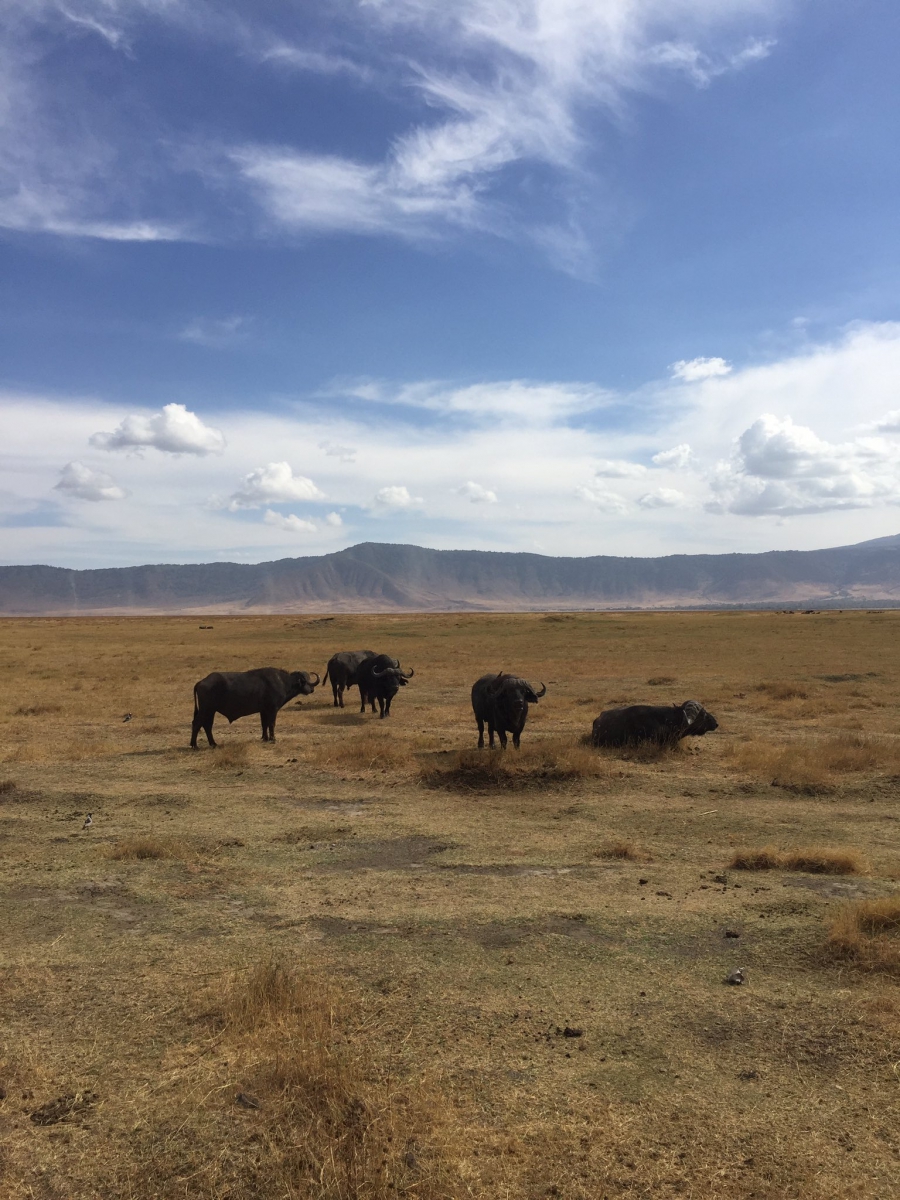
[325,511,343,527]
[263,509,317,534]
[372,485,421,509]
[91,403,226,455]
[594,458,646,478]
[229,462,324,509]
[707,414,900,516]
[638,488,687,509]
[670,357,732,382]
[575,485,627,514]
[54,461,126,502]
[457,481,498,504]
[652,443,694,469]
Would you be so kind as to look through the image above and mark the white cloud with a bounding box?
[652,443,694,469]
[91,403,226,455]
[231,1,779,265]
[670,357,732,382]
[638,488,687,509]
[319,440,357,462]
[871,409,900,433]
[457,481,498,504]
[707,414,900,517]
[372,485,421,509]
[229,462,324,509]
[263,509,317,534]
[179,315,248,348]
[594,458,646,478]
[575,485,628,515]
[325,511,343,527]
[54,461,126,502]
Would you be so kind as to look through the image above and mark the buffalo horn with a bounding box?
[309,672,321,686]
[400,667,414,678]
[533,682,547,698]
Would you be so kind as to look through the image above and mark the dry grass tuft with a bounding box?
[781,847,868,874]
[13,702,62,716]
[314,729,417,774]
[112,959,456,1198]
[422,741,609,790]
[729,845,783,871]
[730,846,867,874]
[594,840,652,862]
[756,681,809,701]
[725,733,900,790]
[647,675,676,686]
[106,836,189,861]
[200,742,250,769]
[826,896,900,974]
[0,778,17,795]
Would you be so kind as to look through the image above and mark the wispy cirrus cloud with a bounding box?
[235,1,781,265]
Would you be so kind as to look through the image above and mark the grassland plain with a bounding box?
[1,610,900,1199]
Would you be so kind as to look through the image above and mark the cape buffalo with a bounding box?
[322,650,376,708]
[356,654,414,718]
[591,701,718,748]
[471,672,546,750]
[190,667,320,748]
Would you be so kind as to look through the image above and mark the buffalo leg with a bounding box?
[497,728,508,750]
[487,720,496,749]
[190,712,202,749]
[476,716,485,748]
[194,710,216,748]
[337,684,344,708]
[359,690,367,714]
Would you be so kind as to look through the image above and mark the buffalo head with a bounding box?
[291,670,321,696]
[678,700,718,736]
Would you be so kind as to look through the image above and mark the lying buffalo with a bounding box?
[190,667,320,748]
[323,650,376,708]
[591,701,718,748]
[356,654,414,718]
[472,672,546,750]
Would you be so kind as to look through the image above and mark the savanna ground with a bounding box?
[1,610,900,1199]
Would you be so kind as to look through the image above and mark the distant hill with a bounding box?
[2,536,900,614]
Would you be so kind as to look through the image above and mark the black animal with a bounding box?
[190,667,320,748]
[356,654,414,718]
[322,650,376,708]
[471,672,546,750]
[591,700,718,748]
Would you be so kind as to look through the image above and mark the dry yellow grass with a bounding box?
[106,835,190,861]
[3,610,900,1199]
[730,846,867,874]
[826,896,900,975]
[593,839,652,862]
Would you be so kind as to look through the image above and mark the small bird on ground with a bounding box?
[724,968,745,986]
[82,814,93,830]
[122,713,132,722]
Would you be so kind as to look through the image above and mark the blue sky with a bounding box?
[2,0,900,567]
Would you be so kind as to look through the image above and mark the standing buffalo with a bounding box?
[471,672,546,750]
[190,667,320,748]
[591,701,718,748]
[322,650,376,708]
[356,654,414,718]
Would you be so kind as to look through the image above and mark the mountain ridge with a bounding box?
[1,535,900,614]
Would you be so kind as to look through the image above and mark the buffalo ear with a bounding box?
[525,688,539,703]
